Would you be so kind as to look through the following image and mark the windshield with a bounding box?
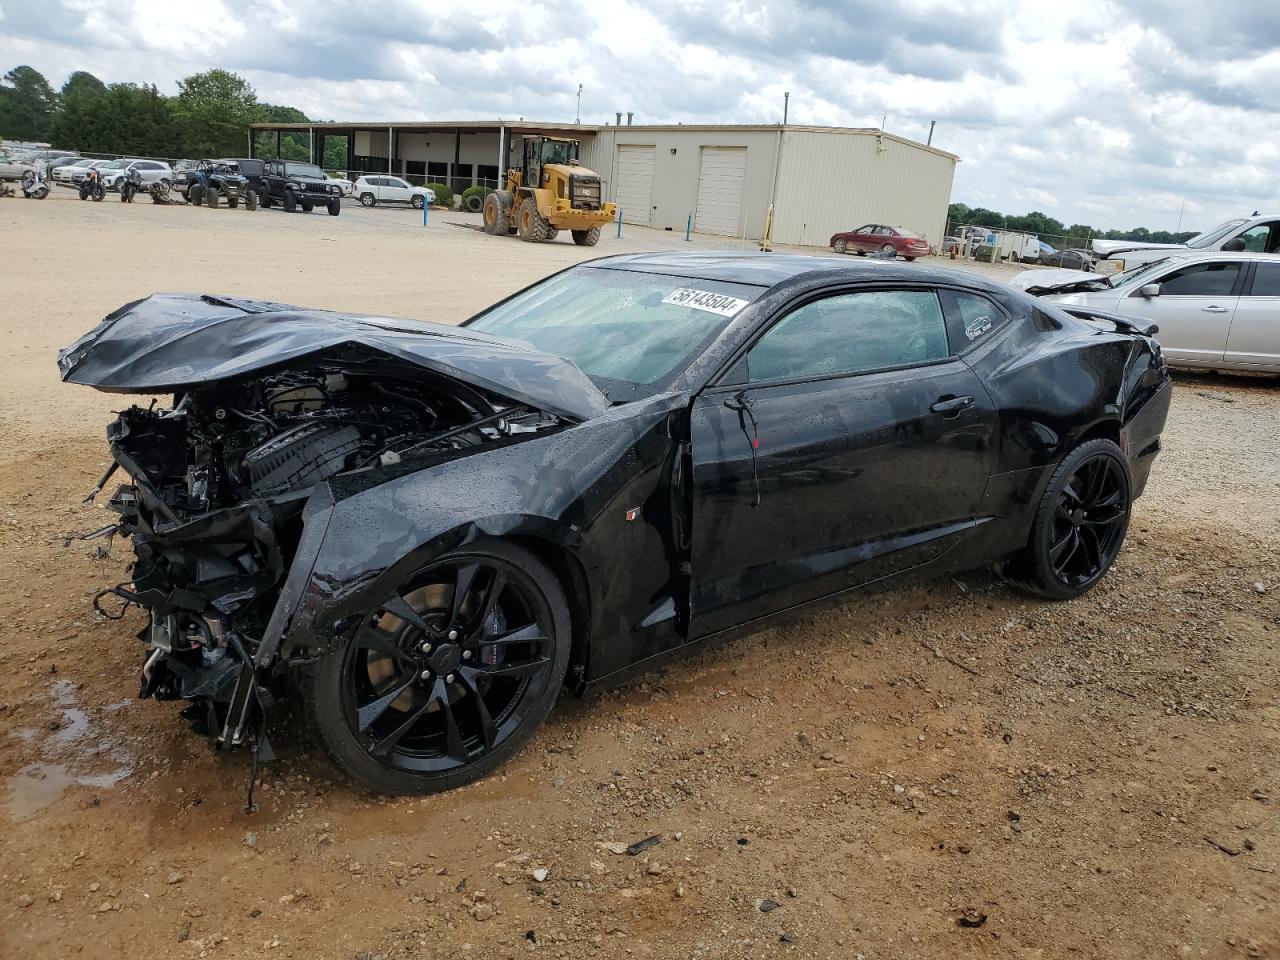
[1186,219,1247,249]
[284,162,325,179]
[466,267,762,395]
[541,140,578,165]
[101,159,129,170]
[1109,257,1172,289]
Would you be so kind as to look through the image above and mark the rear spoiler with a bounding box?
[1061,306,1159,337]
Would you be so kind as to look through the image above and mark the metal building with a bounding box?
[249,119,958,249]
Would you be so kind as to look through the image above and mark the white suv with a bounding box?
[353,176,435,208]
[101,158,173,192]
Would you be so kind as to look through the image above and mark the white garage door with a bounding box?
[695,147,747,237]
[614,145,655,225]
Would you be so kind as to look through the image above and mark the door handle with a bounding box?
[930,395,975,417]
[1201,306,1230,314]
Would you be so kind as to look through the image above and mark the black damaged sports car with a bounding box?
[59,253,1172,795]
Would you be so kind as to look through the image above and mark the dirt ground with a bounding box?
[1,190,1277,960]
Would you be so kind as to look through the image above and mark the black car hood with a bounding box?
[57,293,610,422]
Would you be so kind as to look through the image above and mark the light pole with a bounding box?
[576,83,583,124]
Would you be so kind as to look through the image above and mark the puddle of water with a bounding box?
[7,762,132,822]
[4,680,136,821]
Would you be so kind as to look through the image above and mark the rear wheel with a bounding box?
[284,190,297,212]
[205,186,218,208]
[833,238,847,254]
[188,184,204,206]
[880,243,896,256]
[228,196,239,209]
[301,199,314,212]
[359,193,375,207]
[296,538,571,795]
[260,191,272,209]
[245,189,257,211]
[571,226,600,246]
[1009,439,1131,600]
[517,197,551,242]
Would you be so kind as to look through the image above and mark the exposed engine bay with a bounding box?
[94,353,558,756]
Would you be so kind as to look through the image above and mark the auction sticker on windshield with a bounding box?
[662,288,750,317]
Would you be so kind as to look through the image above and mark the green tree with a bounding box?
[256,103,311,160]
[0,65,58,141]
[49,71,107,149]
[173,69,259,157]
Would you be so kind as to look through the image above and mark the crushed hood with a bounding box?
[57,293,610,422]
[1089,239,1186,257]
[1009,268,1113,296]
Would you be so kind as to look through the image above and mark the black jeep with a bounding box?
[260,159,341,215]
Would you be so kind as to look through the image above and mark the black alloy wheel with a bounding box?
[1014,438,1131,599]
[299,539,569,794]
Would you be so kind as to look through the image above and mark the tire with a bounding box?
[463,193,483,213]
[260,192,272,209]
[206,186,218,208]
[189,184,203,206]
[905,256,917,262]
[516,197,551,242]
[571,226,601,246]
[360,192,376,207]
[284,190,297,213]
[245,189,257,211]
[91,184,105,202]
[544,228,559,241]
[32,186,48,200]
[328,200,341,216]
[482,190,512,235]
[295,538,572,795]
[411,195,424,209]
[1009,252,1021,263]
[833,238,847,254]
[1009,438,1132,600]
[880,243,896,256]
[301,199,314,213]
[228,196,239,209]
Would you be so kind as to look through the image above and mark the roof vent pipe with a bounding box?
[616,112,622,126]
[626,112,633,126]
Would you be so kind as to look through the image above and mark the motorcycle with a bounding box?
[20,167,49,200]
[78,169,106,202]
[120,168,143,203]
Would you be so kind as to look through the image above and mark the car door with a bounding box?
[848,225,876,252]
[1223,261,1280,371]
[687,285,998,638]
[385,177,412,203]
[1122,259,1245,366]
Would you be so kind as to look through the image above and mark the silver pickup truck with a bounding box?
[1090,213,1280,273]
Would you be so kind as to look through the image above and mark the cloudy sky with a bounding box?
[2,0,1276,232]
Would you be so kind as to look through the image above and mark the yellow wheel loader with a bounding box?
[482,136,615,246]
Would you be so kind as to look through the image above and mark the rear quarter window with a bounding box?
[941,290,1010,349]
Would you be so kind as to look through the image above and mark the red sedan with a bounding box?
[830,224,931,261]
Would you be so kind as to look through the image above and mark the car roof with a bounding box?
[587,251,1001,292]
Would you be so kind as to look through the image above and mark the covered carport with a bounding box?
[247,120,600,193]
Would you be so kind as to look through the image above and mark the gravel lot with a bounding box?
[2,190,1277,959]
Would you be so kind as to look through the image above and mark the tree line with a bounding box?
[948,203,1198,249]
[0,64,343,166]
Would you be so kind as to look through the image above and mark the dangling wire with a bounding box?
[723,391,761,508]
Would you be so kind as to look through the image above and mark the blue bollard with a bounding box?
[423,197,428,228]
[616,207,622,238]
[685,213,692,241]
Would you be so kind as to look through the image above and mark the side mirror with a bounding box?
[1139,283,1161,298]
[1221,237,1246,252]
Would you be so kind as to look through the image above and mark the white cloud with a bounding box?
[2,0,1277,231]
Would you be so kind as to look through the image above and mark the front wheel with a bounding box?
[91,184,105,202]
[411,195,424,209]
[296,538,571,795]
[327,200,341,216]
[301,199,314,212]
[1010,439,1132,600]
[833,238,847,254]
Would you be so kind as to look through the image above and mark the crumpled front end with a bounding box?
[67,295,584,753]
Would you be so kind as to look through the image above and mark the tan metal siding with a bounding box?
[772,130,956,249]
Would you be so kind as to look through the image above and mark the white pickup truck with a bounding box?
[1090,213,1280,273]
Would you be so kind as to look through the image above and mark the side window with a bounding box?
[1247,263,1280,296]
[1157,261,1241,296]
[747,290,949,383]
[945,291,1008,348]
[1238,222,1280,254]
[855,225,872,234]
